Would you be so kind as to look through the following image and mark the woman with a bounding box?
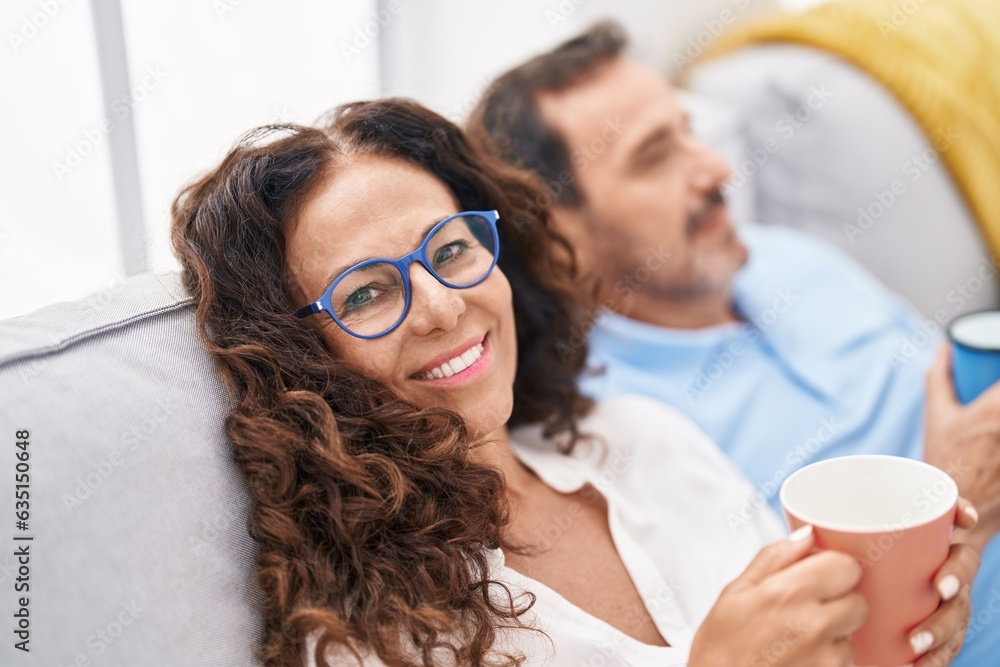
[170,99,978,666]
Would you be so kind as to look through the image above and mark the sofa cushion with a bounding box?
[0,271,264,666]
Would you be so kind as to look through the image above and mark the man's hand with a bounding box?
[908,498,981,666]
[925,342,1000,549]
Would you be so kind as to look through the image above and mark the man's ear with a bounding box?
[547,203,594,272]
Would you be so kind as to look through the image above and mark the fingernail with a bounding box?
[964,504,979,524]
[910,630,934,654]
[789,525,813,542]
[938,574,960,601]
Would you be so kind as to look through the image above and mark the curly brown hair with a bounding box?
[170,98,595,666]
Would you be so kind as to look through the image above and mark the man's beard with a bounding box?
[589,187,748,302]
[651,233,748,300]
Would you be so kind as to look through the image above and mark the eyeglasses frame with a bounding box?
[292,209,501,339]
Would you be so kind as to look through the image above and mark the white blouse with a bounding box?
[305,394,787,666]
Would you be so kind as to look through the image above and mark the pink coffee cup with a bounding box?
[779,455,957,667]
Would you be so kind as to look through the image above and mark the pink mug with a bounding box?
[779,455,957,667]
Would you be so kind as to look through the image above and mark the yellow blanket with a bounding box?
[693,0,1000,258]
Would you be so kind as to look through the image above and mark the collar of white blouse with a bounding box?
[485,430,696,657]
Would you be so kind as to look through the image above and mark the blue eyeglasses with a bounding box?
[293,210,501,339]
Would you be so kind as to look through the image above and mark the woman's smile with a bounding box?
[410,333,492,387]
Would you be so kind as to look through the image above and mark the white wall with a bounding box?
[0,0,380,320]
[1,0,119,321]
[379,0,779,122]
[118,0,381,281]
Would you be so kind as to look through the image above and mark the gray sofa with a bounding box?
[0,271,265,666]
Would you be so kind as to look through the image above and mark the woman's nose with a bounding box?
[406,262,466,335]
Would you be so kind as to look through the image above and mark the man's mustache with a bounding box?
[686,188,727,235]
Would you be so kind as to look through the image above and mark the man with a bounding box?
[469,21,1000,665]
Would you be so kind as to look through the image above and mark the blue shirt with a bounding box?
[581,224,1000,665]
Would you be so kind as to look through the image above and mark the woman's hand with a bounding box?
[688,525,867,667]
[925,342,1000,549]
[908,498,981,667]
[689,500,981,667]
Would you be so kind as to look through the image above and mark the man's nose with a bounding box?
[689,136,733,192]
[405,261,466,335]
